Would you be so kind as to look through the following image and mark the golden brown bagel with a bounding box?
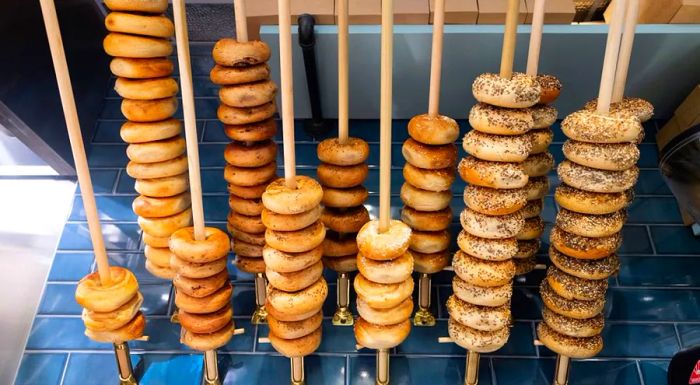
[267,310,323,340]
[181,321,235,351]
[231,238,264,257]
[526,128,554,154]
[522,152,555,178]
[134,173,189,198]
[228,181,270,200]
[105,12,174,38]
[235,257,266,273]
[448,317,509,353]
[523,176,550,201]
[516,217,545,241]
[115,77,178,100]
[228,195,264,216]
[458,156,529,190]
[266,279,328,320]
[175,283,232,314]
[542,307,604,338]
[120,119,181,144]
[321,206,370,233]
[144,245,173,268]
[317,162,369,188]
[452,276,512,307]
[263,244,323,273]
[103,0,167,13]
[262,176,323,215]
[82,292,143,332]
[400,206,452,232]
[173,269,228,298]
[356,297,413,326]
[556,208,626,238]
[210,63,271,85]
[469,103,534,135]
[220,80,277,108]
[142,233,170,248]
[400,182,452,212]
[322,255,358,273]
[224,140,277,168]
[540,281,604,319]
[265,221,326,253]
[356,220,412,261]
[409,229,450,254]
[269,326,322,358]
[224,162,277,187]
[169,226,230,263]
[121,97,178,123]
[103,33,172,58]
[447,295,511,331]
[550,227,621,260]
[402,163,455,192]
[317,137,370,166]
[132,192,190,218]
[407,113,460,145]
[110,57,174,79]
[262,206,322,232]
[546,266,608,301]
[266,261,324,292]
[126,136,185,164]
[562,140,640,171]
[462,130,531,162]
[355,318,411,350]
[178,304,233,334]
[137,208,192,237]
[85,312,146,343]
[537,322,603,359]
[170,254,228,279]
[218,102,276,126]
[357,251,413,284]
[75,267,139,312]
[412,250,451,274]
[127,154,188,179]
[463,185,527,216]
[402,139,458,169]
[555,185,627,215]
[322,185,369,208]
[212,39,271,67]
[584,96,654,123]
[514,239,540,259]
[223,119,277,142]
[452,250,515,287]
[353,275,413,309]
[321,231,359,257]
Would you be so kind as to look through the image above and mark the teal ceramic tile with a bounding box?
[70,195,136,222]
[63,353,135,385]
[48,252,94,281]
[130,318,181,351]
[14,353,67,385]
[136,354,204,385]
[58,223,140,251]
[87,144,128,167]
[27,317,106,350]
[231,284,256,317]
[92,120,123,143]
[618,225,654,255]
[87,169,119,194]
[651,226,700,254]
[220,319,255,352]
[626,197,683,224]
[396,320,464,355]
[567,360,642,385]
[203,195,229,221]
[600,324,680,358]
[38,284,81,315]
[607,288,700,321]
[676,323,700,348]
[618,256,700,286]
[202,168,228,193]
[638,143,660,168]
[349,355,492,385]
[221,354,346,385]
[492,358,553,385]
[635,170,672,195]
[639,360,669,385]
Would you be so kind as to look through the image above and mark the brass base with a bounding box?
[251,305,268,324]
[413,307,436,327]
[332,306,354,326]
[290,357,305,385]
[202,378,221,385]
[118,375,138,385]
[376,349,390,385]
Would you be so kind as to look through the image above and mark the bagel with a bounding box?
[460,208,524,240]
[463,185,527,216]
[529,104,558,129]
[446,295,511,332]
[400,182,452,212]
[103,33,172,58]
[105,12,173,39]
[550,227,621,260]
[402,163,455,192]
[236,257,266,273]
[540,281,605,319]
[181,321,235,351]
[218,102,276,125]
[537,322,603,359]
[120,119,181,144]
[110,57,174,79]
[126,136,185,164]
[210,63,271,85]
[355,318,411,350]
[169,226,230,263]
[265,221,325,253]
[82,293,143,332]
[224,140,277,168]
[223,119,277,142]
[103,0,167,13]
[526,128,554,154]
[322,255,358,273]
[322,185,369,208]
[127,154,188,179]
[170,254,228,279]
[584,96,654,123]
[84,312,146,343]
[115,77,178,100]
[142,233,170,248]
[514,239,541,259]
[266,260,323,292]
[262,244,323,273]
[452,276,512,307]
[321,206,370,233]
[212,39,272,67]
[175,282,232,314]
[549,247,619,281]
[357,251,413,284]
[458,156,529,189]
[173,269,228,298]
[522,152,555,178]
[356,220,412,261]
[513,256,537,275]
[472,72,541,108]
[229,227,265,246]
[400,206,452,231]
[132,192,190,218]
[402,139,457,169]
[75,267,139,312]
[267,310,323,340]
[220,80,277,108]
[516,217,545,241]
[558,160,639,194]
[356,297,413,326]
[262,205,322,232]
[412,250,451,274]
[228,195,263,216]
[262,176,323,215]
[144,245,173,268]
[555,184,627,215]
[536,74,562,104]
[178,304,233,334]
[457,230,518,261]
[317,137,370,166]
[520,199,543,219]
[524,176,550,201]
[407,114,460,145]
[269,326,322,358]
[134,172,189,198]
[266,278,328,320]
[546,266,608,301]
[556,208,626,238]
[448,317,509,353]
[409,230,450,253]
[453,250,515,287]
[145,259,175,279]
[468,103,534,135]
[561,109,643,144]
[353,274,413,309]
[321,231,359,257]
[231,238,264,257]
[317,162,368,188]
[137,208,192,238]
[224,162,277,187]
[462,130,531,162]
[562,140,640,171]
[228,180,270,199]
[542,307,604,338]
[121,97,178,122]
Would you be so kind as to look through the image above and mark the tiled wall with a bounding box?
[14,46,700,385]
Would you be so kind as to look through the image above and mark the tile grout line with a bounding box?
[635,360,646,385]
[345,354,351,385]
[111,168,122,195]
[58,352,70,385]
[489,357,498,385]
[673,323,684,348]
[645,225,658,255]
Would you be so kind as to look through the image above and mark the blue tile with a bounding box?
[651,226,700,254]
[221,354,346,385]
[497,321,538,356]
[70,195,136,222]
[27,317,105,350]
[626,197,683,224]
[48,252,94,281]
[221,319,255,352]
[677,323,700,348]
[198,143,227,167]
[193,76,219,97]
[137,354,204,385]
[38,284,81,315]
[14,353,67,385]
[618,226,653,255]
[139,283,172,316]
[58,223,140,251]
[62,353,127,385]
[607,288,700,321]
[396,320,463,355]
[635,170,672,195]
[618,256,700,286]
[492,358,553,385]
[231,283,256,317]
[203,195,229,222]
[202,120,229,142]
[639,360,669,385]
[511,287,544,320]
[87,144,128,167]
[131,318,181,351]
[115,171,136,194]
[567,360,641,385]
[99,99,124,119]
[92,120,123,143]
[349,355,491,385]
[88,169,119,194]
[195,98,219,119]
[638,143,660,168]
[600,323,679,358]
[201,168,228,193]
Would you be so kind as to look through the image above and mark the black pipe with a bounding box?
[297,13,331,138]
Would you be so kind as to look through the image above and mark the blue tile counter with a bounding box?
[15,53,700,385]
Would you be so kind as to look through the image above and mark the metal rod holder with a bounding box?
[553,355,570,385]
[251,273,268,324]
[113,342,138,385]
[332,272,354,326]
[376,348,390,385]
[413,273,436,327]
[202,350,221,385]
[290,357,306,385]
[464,351,480,385]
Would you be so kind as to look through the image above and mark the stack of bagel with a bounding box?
[261,176,328,358]
[537,102,649,359]
[316,138,370,274]
[211,38,278,275]
[400,115,459,276]
[449,72,546,353]
[354,220,414,350]
[170,226,236,350]
[103,0,192,279]
[76,267,146,343]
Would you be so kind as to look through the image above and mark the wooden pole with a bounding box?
[526,0,546,76]
[427,0,445,116]
[612,0,639,103]
[278,0,297,189]
[378,0,393,233]
[596,0,628,114]
[38,0,112,286]
[338,0,349,143]
[500,0,520,79]
[234,0,248,42]
[173,0,206,241]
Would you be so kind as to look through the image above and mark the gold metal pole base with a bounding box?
[251,305,268,324]
[464,351,479,385]
[202,350,221,385]
[413,273,436,327]
[333,273,353,326]
[252,273,268,324]
[290,357,306,385]
[332,306,354,326]
[375,348,390,385]
[552,355,570,385]
[113,342,138,385]
[118,375,138,385]
[413,307,436,327]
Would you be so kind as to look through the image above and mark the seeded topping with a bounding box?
[558,160,639,193]
[526,129,554,154]
[540,280,605,319]
[448,317,510,353]
[521,199,544,219]
[528,104,558,129]
[542,307,604,338]
[453,250,516,287]
[523,152,555,177]
[561,109,643,144]
[472,72,541,107]
[550,227,622,257]
[537,322,603,358]
[584,97,654,122]
[459,156,529,189]
[462,129,532,162]
[513,256,537,275]
[536,74,562,92]
[563,140,640,171]
[469,103,534,135]
[556,208,626,238]
[549,247,619,280]
[452,276,513,306]
[546,266,608,301]
[523,176,550,201]
[514,239,540,259]
[460,207,525,240]
[457,230,519,261]
[463,185,528,215]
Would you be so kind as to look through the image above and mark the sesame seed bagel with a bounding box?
[514,239,540,259]
[322,186,368,208]
[542,307,605,338]
[452,276,512,307]
[524,176,550,201]
[355,318,411,350]
[265,221,326,253]
[462,130,532,162]
[356,220,412,261]
[219,80,277,108]
[546,266,608,301]
[520,199,543,219]
[448,317,510,353]
[540,281,605,319]
[317,137,370,166]
[561,109,643,144]
[555,185,628,215]
[536,74,562,104]
[402,139,458,169]
[468,103,534,136]
[217,102,276,126]
[400,183,452,211]
[121,97,178,122]
[516,217,545,241]
[210,63,271,86]
[537,322,603,359]
[558,160,639,194]
[458,156,529,190]
[526,128,554,154]
[556,208,626,238]
[472,72,541,109]
[321,206,370,233]
[354,274,414,309]
[549,247,619,280]
[463,185,527,216]
[584,97,654,123]
[408,113,461,145]
[224,140,277,168]
[357,252,413,284]
[412,250,451,274]
[356,297,413,326]
[263,244,323,273]
[453,250,515,287]
[522,152,555,178]
[110,57,174,79]
[460,208,525,240]
[513,256,537,275]
[403,163,455,192]
[457,230,518,261]
[212,39,271,67]
[400,206,452,231]
[223,119,277,142]
[447,295,511,331]
[550,227,621,260]
[262,176,323,215]
[562,140,640,171]
[529,104,558,129]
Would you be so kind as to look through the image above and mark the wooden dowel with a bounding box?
[38,0,111,286]
[612,0,639,103]
[427,0,445,116]
[338,0,349,143]
[526,0,546,76]
[173,0,206,241]
[378,0,393,233]
[500,0,520,79]
[234,0,248,42]
[278,0,297,189]
[596,0,628,115]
